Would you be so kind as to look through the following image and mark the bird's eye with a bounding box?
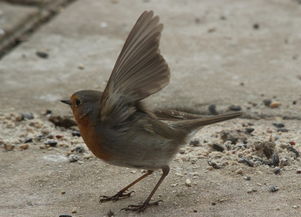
[75,98,81,106]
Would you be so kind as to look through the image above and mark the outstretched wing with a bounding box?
[100,11,170,124]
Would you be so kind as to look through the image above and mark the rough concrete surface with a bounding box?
[0,0,301,217]
[0,1,38,40]
[0,0,300,117]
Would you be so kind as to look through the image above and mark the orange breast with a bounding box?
[77,119,111,161]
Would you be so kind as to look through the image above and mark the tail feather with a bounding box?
[154,109,206,120]
[169,112,242,132]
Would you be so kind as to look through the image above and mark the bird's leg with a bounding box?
[122,166,170,212]
[99,170,153,203]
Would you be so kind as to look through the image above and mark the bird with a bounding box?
[61,10,241,212]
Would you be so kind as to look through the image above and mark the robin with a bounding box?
[61,11,241,212]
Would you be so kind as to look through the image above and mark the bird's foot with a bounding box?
[99,190,134,203]
[121,200,163,212]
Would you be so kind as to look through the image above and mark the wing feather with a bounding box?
[100,11,170,124]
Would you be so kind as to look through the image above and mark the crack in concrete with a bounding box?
[1,0,46,7]
[0,0,77,59]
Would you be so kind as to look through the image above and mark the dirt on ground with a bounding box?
[0,111,300,217]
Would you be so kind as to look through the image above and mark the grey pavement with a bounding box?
[0,1,301,217]
[0,0,300,118]
[0,1,38,41]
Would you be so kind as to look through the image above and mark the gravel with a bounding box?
[1,112,300,177]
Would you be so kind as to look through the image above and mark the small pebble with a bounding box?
[296,169,301,174]
[195,18,201,24]
[17,112,34,121]
[247,188,257,193]
[287,146,299,158]
[42,129,50,135]
[268,185,279,192]
[24,138,33,143]
[36,51,49,59]
[292,205,299,209]
[47,134,54,139]
[270,153,280,167]
[69,154,79,163]
[279,157,290,167]
[208,104,218,115]
[238,158,254,167]
[277,128,288,132]
[208,28,216,33]
[45,140,57,147]
[179,149,185,154]
[44,109,52,115]
[273,123,285,128]
[289,141,296,146]
[245,128,255,134]
[263,99,272,107]
[270,101,281,108]
[71,207,77,213]
[19,144,29,150]
[243,176,251,181]
[189,139,200,146]
[59,215,72,217]
[185,178,192,187]
[235,168,243,175]
[56,135,64,140]
[72,131,81,137]
[211,143,224,152]
[207,160,221,169]
[35,135,44,142]
[253,23,260,29]
[228,105,242,111]
[220,131,242,144]
[273,167,281,175]
[4,144,15,151]
[73,145,85,153]
[83,153,92,159]
[78,64,85,70]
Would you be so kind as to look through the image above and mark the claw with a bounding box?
[99,190,135,203]
[121,200,163,212]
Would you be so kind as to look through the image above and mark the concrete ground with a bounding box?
[0,0,301,216]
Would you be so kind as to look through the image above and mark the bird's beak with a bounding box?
[60,99,71,105]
